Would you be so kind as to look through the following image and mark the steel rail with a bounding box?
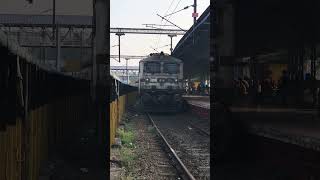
[146,113,196,180]
[188,121,210,136]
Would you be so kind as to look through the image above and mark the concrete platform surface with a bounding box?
[183,95,210,109]
[230,105,320,151]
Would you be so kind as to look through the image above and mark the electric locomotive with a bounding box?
[138,52,186,112]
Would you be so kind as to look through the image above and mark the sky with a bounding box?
[110,0,210,66]
[0,0,210,67]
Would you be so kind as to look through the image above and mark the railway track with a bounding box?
[141,138,181,179]
[188,120,210,136]
[123,110,181,180]
[147,113,210,180]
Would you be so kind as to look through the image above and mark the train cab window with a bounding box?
[144,62,161,73]
[163,63,180,74]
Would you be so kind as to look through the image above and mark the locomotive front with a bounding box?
[138,52,185,111]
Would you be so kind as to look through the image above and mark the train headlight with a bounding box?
[157,78,166,83]
[144,78,150,83]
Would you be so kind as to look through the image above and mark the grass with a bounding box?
[120,173,135,180]
[120,148,135,170]
[118,125,135,148]
[117,121,137,177]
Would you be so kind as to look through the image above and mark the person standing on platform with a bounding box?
[192,82,196,95]
[197,82,202,95]
[256,80,262,104]
[200,81,205,95]
[189,81,192,95]
[205,84,209,95]
[279,70,289,105]
[242,77,250,95]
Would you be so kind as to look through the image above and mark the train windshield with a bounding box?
[163,63,180,74]
[144,62,161,73]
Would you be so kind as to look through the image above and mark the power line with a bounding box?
[155,0,176,48]
[156,14,186,31]
[156,0,180,48]
[157,44,170,49]
[163,0,176,22]
[142,24,175,29]
[163,5,193,17]
[171,0,183,15]
[155,0,183,49]
[150,46,160,53]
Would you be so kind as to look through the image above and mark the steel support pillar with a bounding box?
[115,32,125,62]
[168,34,176,54]
[311,45,317,106]
[94,0,109,150]
[56,25,60,71]
[125,58,129,84]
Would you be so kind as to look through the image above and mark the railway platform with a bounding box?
[183,95,210,119]
[230,105,320,151]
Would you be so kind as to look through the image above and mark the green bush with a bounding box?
[118,127,135,147]
[120,147,136,174]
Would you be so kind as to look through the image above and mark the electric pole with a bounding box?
[52,0,56,39]
[192,0,197,45]
[125,58,129,84]
[94,0,109,147]
[56,24,60,71]
[168,34,177,54]
[115,32,125,62]
[193,0,197,24]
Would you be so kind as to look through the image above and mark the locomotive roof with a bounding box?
[140,53,182,63]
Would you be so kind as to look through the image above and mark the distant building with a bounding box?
[0,0,92,16]
[111,66,139,85]
[0,0,93,72]
[0,12,94,72]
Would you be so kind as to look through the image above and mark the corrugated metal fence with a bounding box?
[0,47,92,180]
[0,95,89,180]
[0,44,137,179]
[110,92,137,146]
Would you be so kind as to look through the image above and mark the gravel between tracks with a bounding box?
[150,112,210,180]
[125,110,180,179]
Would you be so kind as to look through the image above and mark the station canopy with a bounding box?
[172,6,210,78]
[230,0,320,58]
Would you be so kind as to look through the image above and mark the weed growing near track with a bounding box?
[120,148,135,172]
[117,121,137,176]
[118,128,135,148]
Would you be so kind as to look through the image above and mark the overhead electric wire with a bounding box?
[163,5,193,17]
[162,0,176,22]
[155,0,183,49]
[150,46,159,53]
[156,14,186,31]
[155,0,176,48]
[172,0,183,14]
[157,44,170,49]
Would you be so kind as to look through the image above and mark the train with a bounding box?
[138,52,187,112]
